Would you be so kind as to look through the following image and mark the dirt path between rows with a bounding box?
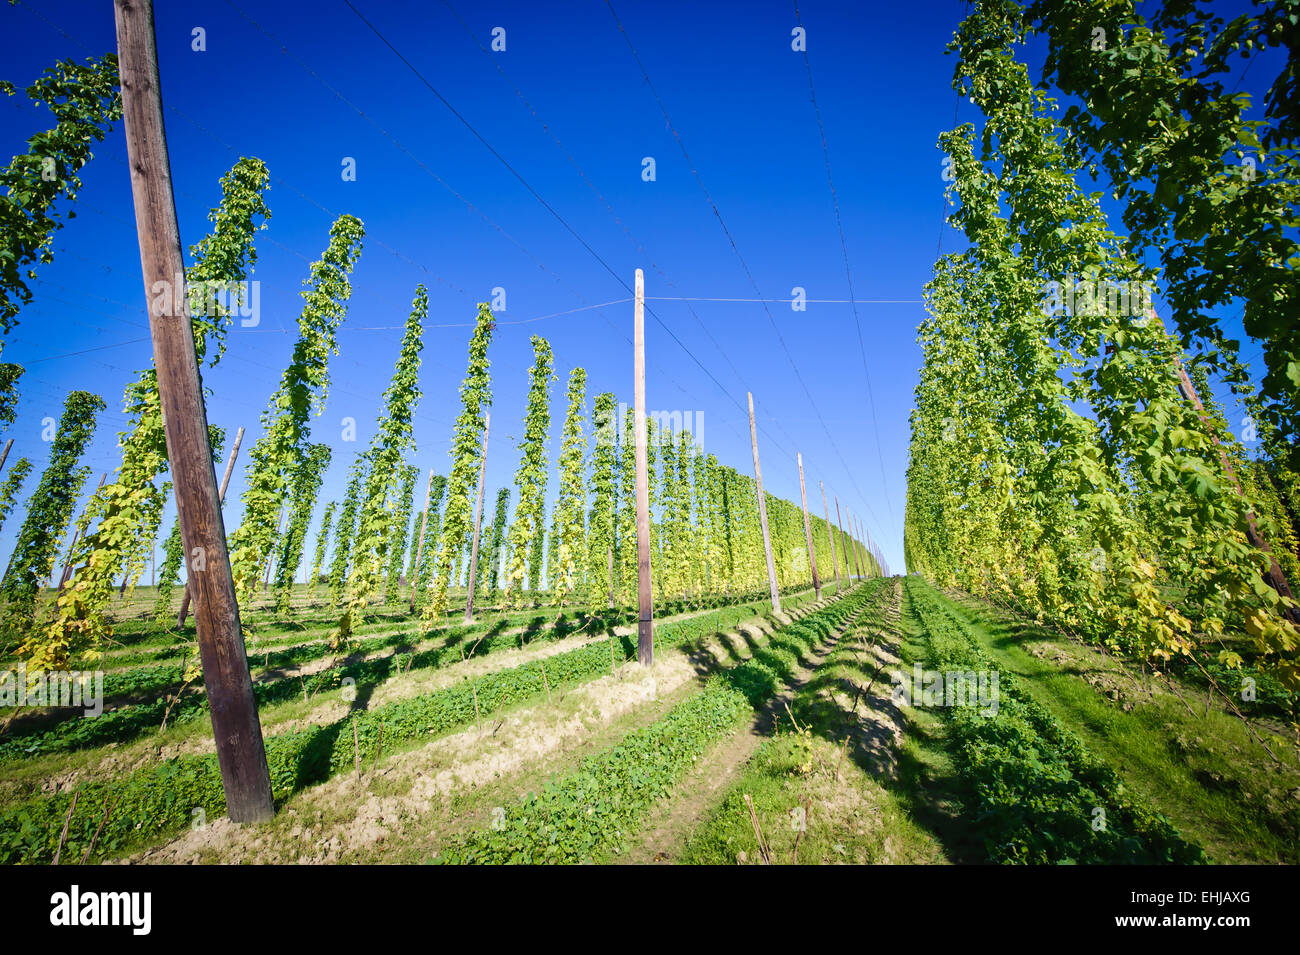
[7,597,814,803]
[121,596,838,864]
[620,598,868,864]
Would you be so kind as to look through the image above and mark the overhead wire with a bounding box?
[792,0,897,530]
[603,0,886,538]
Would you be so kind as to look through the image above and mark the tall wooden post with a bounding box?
[820,481,840,590]
[607,543,616,610]
[179,425,243,626]
[834,495,850,582]
[856,516,866,578]
[748,392,781,614]
[796,453,820,599]
[846,510,856,579]
[855,516,866,577]
[0,438,12,476]
[847,510,862,579]
[847,512,856,578]
[634,268,654,666]
[464,414,490,623]
[116,0,273,824]
[843,506,853,578]
[409,468,434,613]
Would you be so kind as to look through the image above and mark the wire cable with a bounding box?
[792,0,897,528]
[604,0,885,537]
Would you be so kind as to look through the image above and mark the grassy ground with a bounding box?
[6,573,1293,865]
[933,585,1300,864]
[679,577,1298,866]
[681,580,947,865]
[123,587,850,863]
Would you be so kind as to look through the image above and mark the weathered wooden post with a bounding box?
[834,495,850,583]
[261,506,285,592]
[116,0,273,823]
[634,269,654,666]
[852,511,863,579]
[1151,310,1299,623]
[748,392,781,614]
[409,468,434,613]
[796,454,820,599]
[59,472,107,589]
[178,424,243,625]
[820,480,840,591]
[853,514,865,579]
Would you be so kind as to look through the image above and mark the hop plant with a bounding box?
[504,336,555,605]
[425,303,495,625]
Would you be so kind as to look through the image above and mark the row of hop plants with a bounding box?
[904,0,1300,691]
[0,53,122,656]
[391,325,881,626]
[269,310,883,635]
[0,49,883,680]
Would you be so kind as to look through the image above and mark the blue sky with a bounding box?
[0,0,1277,580]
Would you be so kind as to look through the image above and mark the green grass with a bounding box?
[679,732,943,865]
[682,581,947,865]
[0,584,839,863]
[880,582,987,863]
[935,587,1300,864]
[431,586,870,864]
[906,579,1202,864]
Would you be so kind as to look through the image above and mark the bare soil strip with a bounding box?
[121,597,836,863]
[620,595,869,864]
[5,595,817,803]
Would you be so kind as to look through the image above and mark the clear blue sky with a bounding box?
[0,0,1275,579]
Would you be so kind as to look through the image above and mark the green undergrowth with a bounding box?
[907,578,1202,864]
[682,580,945,864]
[0,585,834,863]
[431,585,873,864]
[936,585,1300,864]
[1,585,828,762]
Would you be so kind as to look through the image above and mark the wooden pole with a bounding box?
[834,495,850,583]
[796,453,820,599]
[115,0,273,824]
[748,392,781,614]
[843,506,852,579]
[178,425,243,626]
[857,517,866,578]
[854,515,866,578]
[409,468,434,613]
[847,512,856,579]
[634,268,654,665]
[848,510,862,579]
[607,543,616,610]
[0,438,12,476]
[59,472,107,589]
[820,480,840,591]
[464,414,490,624]
[846,510,856,579]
